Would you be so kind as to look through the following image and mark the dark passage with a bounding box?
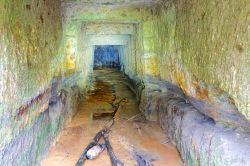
[94,45,121,69]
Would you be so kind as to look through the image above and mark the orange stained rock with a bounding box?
[41,69,183,166]
[192,81,209,100]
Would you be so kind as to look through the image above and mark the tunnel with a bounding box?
[0,0,250,166]
[93,45,121,69]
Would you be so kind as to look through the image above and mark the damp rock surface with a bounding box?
[0,82,79,165]
[0,1,71,165]
[140,80,250,166]
[146,0,250,120]
[41,69,183,166]
[1,0,250,165]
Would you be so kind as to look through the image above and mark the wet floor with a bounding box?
[41,69,183,166]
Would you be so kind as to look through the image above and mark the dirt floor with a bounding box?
[41,69,183,166]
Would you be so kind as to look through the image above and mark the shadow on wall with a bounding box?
[94,45,121,69]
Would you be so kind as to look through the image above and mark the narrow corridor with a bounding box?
[41,69,183,166]
[1,1,250,165]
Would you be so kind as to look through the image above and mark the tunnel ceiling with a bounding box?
[61,0,162,7]
[61,0,163,21]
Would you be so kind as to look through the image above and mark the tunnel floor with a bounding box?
[41,69,183,166]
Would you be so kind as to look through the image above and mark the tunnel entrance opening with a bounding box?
[93,45,121,70]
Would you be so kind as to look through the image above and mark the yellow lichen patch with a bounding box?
[53,63,64,78]
[175,70,188,94]
[63,39,77,76]
[144,53,159,77]
[64,54,76,70]
[170,61,189,95]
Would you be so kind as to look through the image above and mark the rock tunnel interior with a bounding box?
[0,0,250,165]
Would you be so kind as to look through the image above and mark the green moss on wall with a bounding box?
[0,0,68,165]
[149,0,250,120]
[1,0,62,111]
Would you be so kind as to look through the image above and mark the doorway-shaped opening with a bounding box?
[93,45,121,69]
